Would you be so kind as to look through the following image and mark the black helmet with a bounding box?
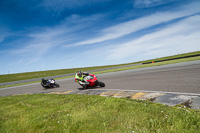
[77,71,83,77]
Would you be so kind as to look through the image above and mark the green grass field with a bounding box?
[1,51,200,132]
[0,94,199,133]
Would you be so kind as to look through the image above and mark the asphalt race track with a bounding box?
[1,60,200,97]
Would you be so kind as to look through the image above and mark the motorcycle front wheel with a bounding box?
[98,81,105,87]
[55,84,60,88]
[82,84,88,89]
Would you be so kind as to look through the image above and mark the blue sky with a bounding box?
[0,0,200,74]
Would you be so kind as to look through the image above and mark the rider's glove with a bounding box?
[75,78,80,82]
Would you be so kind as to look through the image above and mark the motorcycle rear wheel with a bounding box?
[82,84,88,89]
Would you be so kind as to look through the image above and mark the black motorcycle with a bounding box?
[41,78,60,89]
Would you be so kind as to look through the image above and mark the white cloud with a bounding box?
[67,1,200,47]
[106,15,200,60]
[0,28,10,44]
[7,26,66,65]
[133,0,176,8]
[40,0,111,13]
[7,13,103,65]
[0,35,6,43]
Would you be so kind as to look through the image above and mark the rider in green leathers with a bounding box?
[75,71,89,88]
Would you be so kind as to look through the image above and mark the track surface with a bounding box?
[1,60,200,97]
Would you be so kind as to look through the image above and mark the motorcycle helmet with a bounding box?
[77,71,83,77]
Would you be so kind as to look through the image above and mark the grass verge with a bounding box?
[92,56,200,74]
[1,56,200,88]
[1,51,200,83]
[0,94,199,133]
